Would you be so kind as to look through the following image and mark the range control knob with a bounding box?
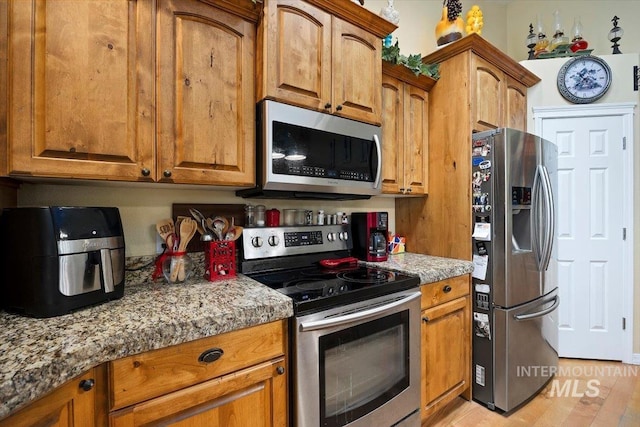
[268,235,280,247]
[339,231,349,241]
[251,236,263,248]
[327,232,336,242]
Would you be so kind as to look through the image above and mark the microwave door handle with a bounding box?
[373,134,382,188]
[299,291,421,332]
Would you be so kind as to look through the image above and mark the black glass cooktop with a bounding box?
[248,265,420,314]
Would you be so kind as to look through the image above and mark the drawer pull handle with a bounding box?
[422,317,430,323]
[79,379,95,391]
[443,285,452,293]
[198,348,224,364]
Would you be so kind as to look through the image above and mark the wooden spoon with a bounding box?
[156,218,175,249]
[170,218,197,282]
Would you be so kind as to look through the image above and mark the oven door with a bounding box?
[293,290,421,427]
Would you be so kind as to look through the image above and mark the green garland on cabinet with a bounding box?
[382,41,440,80]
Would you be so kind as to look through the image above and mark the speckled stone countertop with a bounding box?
[0,254,293,420]
[0,251,471,419]
[361,252,474,284]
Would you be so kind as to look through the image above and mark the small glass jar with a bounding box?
[256,205,266,226]
[317,210,325,225]
[162,252,194,284]
[245,204,255,227]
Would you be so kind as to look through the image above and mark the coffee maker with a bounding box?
[0,206,125,317]
[351,212,388,262]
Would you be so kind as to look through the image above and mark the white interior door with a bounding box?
[539,114,625,360]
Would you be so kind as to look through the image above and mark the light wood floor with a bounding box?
[425,359,640,426]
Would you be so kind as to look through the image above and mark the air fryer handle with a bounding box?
[100,248,115,293]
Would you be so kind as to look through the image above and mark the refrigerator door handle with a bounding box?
[540,165,555,271]
[531,166,543,269]
[514,295,560,321]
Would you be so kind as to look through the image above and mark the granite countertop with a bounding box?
[0,270,293,419]
[0,252,472,420]
[361,252,474,284]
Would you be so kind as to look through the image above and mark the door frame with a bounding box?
[533,103,636,364]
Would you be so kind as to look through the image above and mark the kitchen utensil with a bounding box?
[156,218,175,250]
[211,216,229,241]
[189,208,213,241]
[170,218,197,282]
[224,217,243,241]
[319,256,358,269]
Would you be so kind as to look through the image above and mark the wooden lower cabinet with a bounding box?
[0,367,108,427]
[109,320,288,427]
[420,275,471,422]
[110,357,287,426]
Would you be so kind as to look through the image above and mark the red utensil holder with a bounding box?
[205,240,236,281]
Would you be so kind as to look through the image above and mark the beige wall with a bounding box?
[17,183,396,257]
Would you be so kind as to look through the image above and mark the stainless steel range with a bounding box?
[241,225,421,427]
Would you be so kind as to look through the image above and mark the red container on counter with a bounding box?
[205,240,236,281]
[266,208,280,227]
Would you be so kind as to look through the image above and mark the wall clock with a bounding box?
[557,56,612,104]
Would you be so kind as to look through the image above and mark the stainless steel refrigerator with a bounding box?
[471,128,559,412]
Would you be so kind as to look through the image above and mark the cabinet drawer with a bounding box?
[109,320,286,410]
[420,275,470,309]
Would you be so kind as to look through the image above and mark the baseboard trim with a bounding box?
[630,353,640,365]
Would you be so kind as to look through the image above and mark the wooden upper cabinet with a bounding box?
[5,0,154,180]
[381,62,435,195]
[472,56,505,132]
[259,0,332,113]
[505,76,528,131]
[156,0,255,185]
[258,0,395,125]
[331,17,381,124]
[381,74,404,194]
[403,85,429,194]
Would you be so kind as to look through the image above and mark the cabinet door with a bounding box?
[261,0,332,112]
[381,75,403,194]
[421,296,470,421]
[157,0,255,185]
[332,17,382,125]
[110,358,287,427]
[6,0,154,181]
[505,76,528,131]
[403,84,429,195]
[0,370,101,427]
[471,56,504,132]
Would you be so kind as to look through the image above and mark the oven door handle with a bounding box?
[299,291,421,332]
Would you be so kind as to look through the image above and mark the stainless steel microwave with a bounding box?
[237,100,382,200]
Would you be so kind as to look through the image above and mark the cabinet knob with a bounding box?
[141,168,151,177]
[79,379,95,391]
[406,188,412,193]
[443,285,452,293]
[422,317,430,323]
[336,104,343,111]
[276,366,285,375]
[198,348,224,364]
[163,170,172,178]
[324,103,332,109]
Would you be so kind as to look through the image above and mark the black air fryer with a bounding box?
[0,207,125,317]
